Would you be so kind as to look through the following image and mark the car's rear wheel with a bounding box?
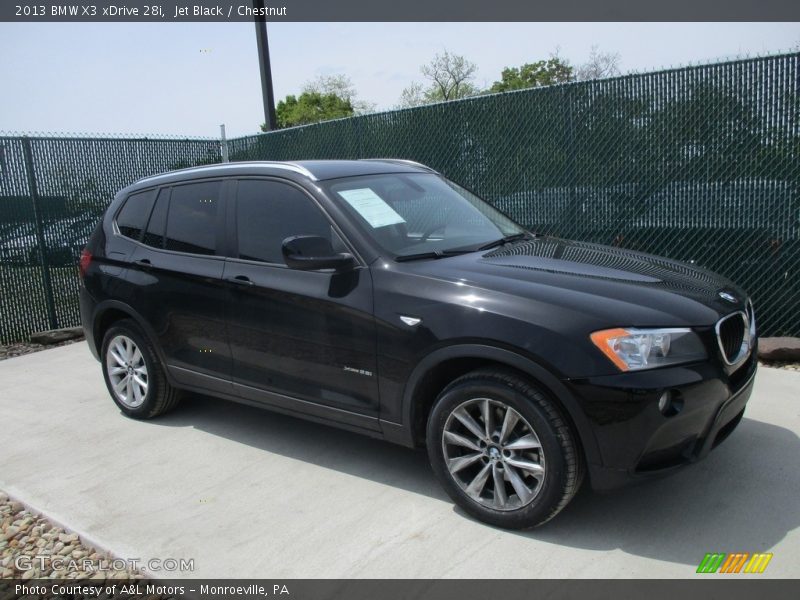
[101,319,180,419]
[427,368,583,529]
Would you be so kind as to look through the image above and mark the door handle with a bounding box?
[226,275,254,286]
[134,258,152,270]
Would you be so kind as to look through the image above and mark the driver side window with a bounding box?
[235,179,339,264]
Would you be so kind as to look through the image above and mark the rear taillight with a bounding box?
[79,248,92,279]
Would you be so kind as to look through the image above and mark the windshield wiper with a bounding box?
[395,232,535,261]
[476,232,532,251]
[394,248,474,262]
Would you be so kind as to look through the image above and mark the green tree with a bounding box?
[303,74,375,115]
[264,91,355,130]
[261,73,373,130]
[489,57,574,92]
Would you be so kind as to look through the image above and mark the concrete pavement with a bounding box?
[1,342,799,578]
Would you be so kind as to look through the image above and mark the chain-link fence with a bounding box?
[1,52,798,343]
[0,135,220,342]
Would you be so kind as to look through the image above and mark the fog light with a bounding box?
[658,391,671,414]
[658,390,684,417]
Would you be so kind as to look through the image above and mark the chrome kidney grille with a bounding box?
[715,300,756,366]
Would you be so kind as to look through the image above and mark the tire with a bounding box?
[100,319,181,419]
[426,368,584,529]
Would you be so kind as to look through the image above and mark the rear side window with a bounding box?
[164,181,222,255]
[236,179,334,264]
[142,188,170,248]
[116,190,156,240]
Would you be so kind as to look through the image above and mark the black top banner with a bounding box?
[2,0,800,22]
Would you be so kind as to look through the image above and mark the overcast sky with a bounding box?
[1,22,798,138]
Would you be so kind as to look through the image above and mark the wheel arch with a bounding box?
[92,300,171,375]
[400,344,601,468]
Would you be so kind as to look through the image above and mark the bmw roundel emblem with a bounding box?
[718,291,737,303]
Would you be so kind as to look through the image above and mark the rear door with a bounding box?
[223,177,380,424]
[125,179,232,394]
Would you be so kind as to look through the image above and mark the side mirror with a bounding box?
[282,235,356,272]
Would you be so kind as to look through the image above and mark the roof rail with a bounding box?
[136,161,317,185]
[360,158,438,173]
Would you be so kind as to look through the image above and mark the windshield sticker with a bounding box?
[337,188,406,229]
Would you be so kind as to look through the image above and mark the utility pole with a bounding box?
[253,0,277,131]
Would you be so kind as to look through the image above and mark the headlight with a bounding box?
[590,327,707,372]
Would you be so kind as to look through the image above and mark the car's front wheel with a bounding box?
[101,319,181,419]
[427,368,583,529]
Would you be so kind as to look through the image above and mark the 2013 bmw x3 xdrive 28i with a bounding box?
[80,160,757,528]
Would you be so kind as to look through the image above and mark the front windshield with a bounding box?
[323,173,526,258]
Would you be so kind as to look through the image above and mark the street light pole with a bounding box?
[253,0,277,131]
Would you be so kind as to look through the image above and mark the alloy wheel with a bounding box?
[105,334,149,408]
[442,397,546,511]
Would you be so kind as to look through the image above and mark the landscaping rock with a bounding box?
[758,337,800,362]
[29,327,84,346]
[0,490,141,580]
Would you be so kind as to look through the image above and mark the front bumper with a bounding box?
[566,347,757,491]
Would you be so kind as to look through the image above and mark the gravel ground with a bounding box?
[0,491,141,580]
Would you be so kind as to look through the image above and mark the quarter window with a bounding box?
[164,181,221,255]
[236,180,335,264]
[116,190,156,240]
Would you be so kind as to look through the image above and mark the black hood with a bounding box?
[402,237,748,329]
[483,237,742,305]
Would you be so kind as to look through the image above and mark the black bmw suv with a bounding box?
[80,159,757,528]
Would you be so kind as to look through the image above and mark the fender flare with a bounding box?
[401,344,601,467]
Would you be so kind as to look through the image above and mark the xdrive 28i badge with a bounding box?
[718,291,737,303]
